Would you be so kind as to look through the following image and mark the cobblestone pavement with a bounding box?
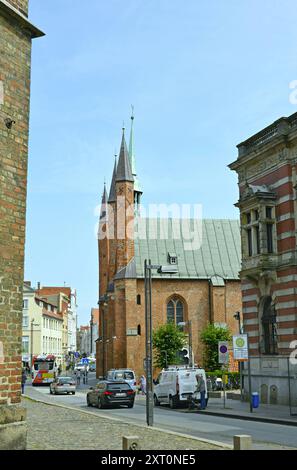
[23,398,227,450]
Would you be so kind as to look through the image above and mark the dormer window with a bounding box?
[168,253,177,265]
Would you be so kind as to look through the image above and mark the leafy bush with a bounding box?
[153,322,187,369]
[200,323,232,371]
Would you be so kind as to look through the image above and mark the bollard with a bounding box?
[122,436,140,451]
[233,435,252,450]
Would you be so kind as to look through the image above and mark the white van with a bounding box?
[106,369,137,391]
[153,366,208,408]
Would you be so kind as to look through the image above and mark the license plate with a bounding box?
[115,393,126,397]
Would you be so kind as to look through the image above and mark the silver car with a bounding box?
[106,369,137,391]
[50,377,76,395]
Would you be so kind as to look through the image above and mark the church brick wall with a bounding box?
[108,278,242,378]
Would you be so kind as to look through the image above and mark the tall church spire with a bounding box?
[116,127,134,182]
[128,108,142,194]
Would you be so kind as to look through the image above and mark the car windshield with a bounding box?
[59,378,73,384]
[114,371,134,380]
[107,383,131,391]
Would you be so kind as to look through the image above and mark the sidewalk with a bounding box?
[22,397,229,451]
[186,395,297,426]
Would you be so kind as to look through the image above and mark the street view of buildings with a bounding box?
[0,0,297,454]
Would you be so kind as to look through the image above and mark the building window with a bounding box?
[267,223,273,253]
[167,298,184,326]
[255,226,260,254]
[137,294,141,305]
[247,228,252,257]
[261,296,278,355]
[22,336,29,354]
[243,206,276,257]
[22,316,29,328]
[23,299,29,309]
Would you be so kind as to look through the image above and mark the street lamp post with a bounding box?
[144,260,178,427]
[98,295,109,379]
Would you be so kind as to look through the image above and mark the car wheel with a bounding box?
[154,394,160,406]
[87,396,92,407]
[127,403,134,409]
[72,392,75,395]
[169,395,178,409]
[97,398,104,409]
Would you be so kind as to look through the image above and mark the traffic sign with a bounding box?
[233,334,249,361]
[82,358,89,364]
[74,352,80,359]
[218,341,229,364]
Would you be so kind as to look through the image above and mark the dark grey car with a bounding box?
[86,381,135,409]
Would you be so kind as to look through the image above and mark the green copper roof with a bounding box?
[133,218,241,280]
[129,114,142,193]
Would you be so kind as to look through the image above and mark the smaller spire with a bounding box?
[108,155,117,203]
[102,182,107,203]
[100,183,108,220]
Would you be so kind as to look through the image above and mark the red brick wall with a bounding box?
[0,1,32,406]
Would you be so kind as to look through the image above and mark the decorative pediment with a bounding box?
[240,182,276,203]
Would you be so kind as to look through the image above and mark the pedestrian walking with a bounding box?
[196,374,206,410]
[140,375,146,395]
[58,364,62,376]
[21,369,27,394]
[76,369,81,385]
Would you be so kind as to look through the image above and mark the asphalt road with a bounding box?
[25,373,297,450]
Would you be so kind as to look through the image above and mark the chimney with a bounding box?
[37,282,41,290]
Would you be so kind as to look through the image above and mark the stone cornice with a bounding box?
[229,114,297,172]
[0,0,44,38]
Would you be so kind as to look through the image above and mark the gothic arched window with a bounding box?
[167,298,184,326]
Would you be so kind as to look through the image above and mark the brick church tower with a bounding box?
[0,0,44,449]
[97,121,140,377]
[97,114,242,379]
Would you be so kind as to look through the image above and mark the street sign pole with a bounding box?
[144,260,154,426]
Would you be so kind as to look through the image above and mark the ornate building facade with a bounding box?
[97,115,242,379]
[229,112,297,405]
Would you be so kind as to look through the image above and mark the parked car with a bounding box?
[106,369,137,391]
[153,366,208,409]
[86,381,135,409]
[74,362,89,372]
[89,362,96,372]
[50,376,76,395]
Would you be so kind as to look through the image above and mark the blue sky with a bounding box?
[25,0,297,325]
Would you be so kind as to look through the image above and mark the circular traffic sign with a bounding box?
[220,345,228,354]
[236,337,245,348]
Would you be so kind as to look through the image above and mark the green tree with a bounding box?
[153,323,187,369]
[200,323,232,371]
